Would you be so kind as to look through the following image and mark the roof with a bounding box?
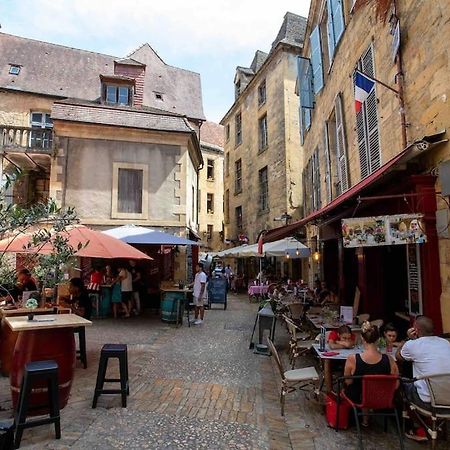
[51,100,195,134]
[114,58,145,67]
[200,121,224,148]
[0,33,205,121]
[271,12,307,50]
[250,50,269,73]
[263,132,448,243]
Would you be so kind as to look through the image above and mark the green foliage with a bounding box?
[0,169,80,291]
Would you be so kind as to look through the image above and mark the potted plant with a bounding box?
[25,298,38,320]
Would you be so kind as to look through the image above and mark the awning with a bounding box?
[102,225,199,246]
[264,131,447,243]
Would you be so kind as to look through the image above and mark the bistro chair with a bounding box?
[337,375,403,450]
[355,314,370,325]
[267,338,319,416]
[402,373,450,449]
[283,315,314,369]
[287,303,305,324]
[370,319,384,330]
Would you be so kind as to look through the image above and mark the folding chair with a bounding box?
[403,373,450,449]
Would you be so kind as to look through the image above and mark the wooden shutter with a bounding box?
[305,108,312,131]
[323,125,332,203]
[118,169,143,213]
[335,93,349,193]
[327,0,336,62]
[362,46,381,172]
[310,26,324,94]
[327,0,345,61]
[312,148,321,211]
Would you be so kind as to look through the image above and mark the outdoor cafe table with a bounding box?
[3,313,92,411]
[312,343,396,392]
[248,284,269,298]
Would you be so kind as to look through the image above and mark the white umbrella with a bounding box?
[264,238,310,258]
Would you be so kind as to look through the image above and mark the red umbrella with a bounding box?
[0,225,152,260]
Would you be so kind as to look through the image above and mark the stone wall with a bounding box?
[223,45,303,244]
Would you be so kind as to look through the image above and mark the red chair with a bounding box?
[337,375,404,450]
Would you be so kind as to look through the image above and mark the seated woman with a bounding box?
[383,323,403,348]
[343,322,399,425]
[328,325,355,349]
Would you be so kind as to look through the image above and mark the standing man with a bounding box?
[129,260,142,315]
[193,263,207,325]
[224,264,234,291]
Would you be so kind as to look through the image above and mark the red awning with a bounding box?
[264,132,447,243]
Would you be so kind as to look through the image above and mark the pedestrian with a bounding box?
[68,277,92,320]
[224,264,234,290]
[111,265,131,318]
[192,263,207,325]
[129,259,142,315]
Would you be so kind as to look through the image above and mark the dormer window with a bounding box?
[9,65,21,75]
[235,79,241,99]
[105,85,132,106]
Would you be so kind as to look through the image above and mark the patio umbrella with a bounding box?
[102,224,198,246]
[0,225,152,260]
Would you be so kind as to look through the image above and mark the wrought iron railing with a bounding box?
[0,126,53,152]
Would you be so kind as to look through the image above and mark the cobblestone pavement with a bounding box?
[0,294,429,449]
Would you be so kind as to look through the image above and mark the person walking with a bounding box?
[192,263,207,325]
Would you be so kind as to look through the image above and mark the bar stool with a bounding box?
[14,360,61,448]
[0,420,14,450]
[92,344,129,408]
[74,326,87,369]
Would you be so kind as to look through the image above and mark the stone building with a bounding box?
[265,0,450,332]
[0,33,205,280]
[220,12,307,249]
[198,121,224,253]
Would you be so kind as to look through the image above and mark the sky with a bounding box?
[0,0,311,123]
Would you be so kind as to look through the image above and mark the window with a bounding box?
[303,149,321,214]
[235,112,242,146]
[356,45,380,179]
[258,114,268,151]
[312,148,321,211]
[225,153,230,176]
[225,189,230,223]
[235,206,243,230]
[105,85,132,106]
[207,193,214,214]
[112,162,148,219]
[225,124,230,142]
[297,56,315,144]
[235,79,241,99]
[235,159,242,193]
[258,80,266,106]
[207,224,213,240]
[30,112,53,149]
[326,0,345,62]
[310,26,324,94]
[259,166,269,212]
[207,159,214,180]
[9,65,20,75]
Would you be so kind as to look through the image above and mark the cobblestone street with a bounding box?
[0,294,425,449]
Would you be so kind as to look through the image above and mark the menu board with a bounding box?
[342,214,426,248]
[407,244,423,316]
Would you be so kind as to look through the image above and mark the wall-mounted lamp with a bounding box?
[295,247,300,256]
[285,250,290,259]
[312,251,320,262]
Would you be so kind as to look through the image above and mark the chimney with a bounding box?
[114,59,146,106]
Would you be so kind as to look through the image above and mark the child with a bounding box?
[383,323,403,348]
[328,325,355,349]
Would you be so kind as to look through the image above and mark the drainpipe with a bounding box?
[393,0,408,149]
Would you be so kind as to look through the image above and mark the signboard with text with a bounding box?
[342,214,426,248]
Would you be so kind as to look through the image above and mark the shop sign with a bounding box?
[407,244,423,316]
[341,214,426,248]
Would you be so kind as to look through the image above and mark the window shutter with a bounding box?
[323,126,332,203]
[335,93,349,193]
[298,57,314,109]
[305,108,312,131]
[362,46,381,172]
[310,26,324,94]
[331,0,345,46]
[326,0,336,62]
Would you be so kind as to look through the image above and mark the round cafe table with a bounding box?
[3,314,92,413]
[248,285,269,298]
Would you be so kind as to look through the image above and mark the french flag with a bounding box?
[354,70,375,113]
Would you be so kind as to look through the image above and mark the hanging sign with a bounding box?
[342,213,426,248]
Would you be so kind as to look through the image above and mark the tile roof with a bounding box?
[250,51,269,73]
[200,121,224,148]
[51,100,195,134]
[0,33,205,121]
[271,12,307,50]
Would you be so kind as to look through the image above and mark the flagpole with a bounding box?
[355,70,399,95]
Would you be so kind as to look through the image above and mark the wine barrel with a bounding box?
[160,291,184,322]
[10,328,75,413]
[0,319,19,376]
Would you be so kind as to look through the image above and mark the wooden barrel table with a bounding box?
[160,289,189,323]
[3,314,92,414]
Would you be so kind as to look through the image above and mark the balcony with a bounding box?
[0,126,54,154]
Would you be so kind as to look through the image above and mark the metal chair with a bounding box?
[402,373,450,449]
[337,375,403,450]
[267,338,319,416]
